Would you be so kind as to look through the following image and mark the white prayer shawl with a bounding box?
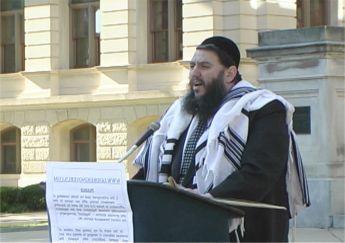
[134,80,310,217]
[134,98,193,182]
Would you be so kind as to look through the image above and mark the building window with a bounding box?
[149,0,182,63]
[0,0,24,73]
[297,0,334,28]
[70,0,100,68]
[70,124,96,162]
[1,127,21,174]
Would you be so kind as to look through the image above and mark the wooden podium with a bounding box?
[127,180,244,242]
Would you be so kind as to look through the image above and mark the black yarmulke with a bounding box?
[197,36,241,68]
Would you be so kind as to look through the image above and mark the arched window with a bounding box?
[0,0,24,73]
[1,127,21,173]
[149,0,182,62]
[70,0,100,68]
[70,124,96,162]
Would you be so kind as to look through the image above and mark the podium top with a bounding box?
[127,180,244,218]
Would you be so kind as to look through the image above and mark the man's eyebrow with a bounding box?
[190,61,212,65]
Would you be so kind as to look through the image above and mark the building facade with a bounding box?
[0,0,344,227]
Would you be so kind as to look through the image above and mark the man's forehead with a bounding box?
[192,49,217,59]
[191,49,219,63]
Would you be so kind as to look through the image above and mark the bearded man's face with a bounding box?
[183,71,227,121]
[183,49,233,121]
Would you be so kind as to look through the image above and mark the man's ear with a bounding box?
[224,66,238,84]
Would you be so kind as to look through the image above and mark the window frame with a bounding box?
[0,127,21,174]
[0,5,24,73]
[148,0,182,63]
[69,0,100,68]
[296,0,337,28]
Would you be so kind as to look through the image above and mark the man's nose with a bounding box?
[190,65,201,79]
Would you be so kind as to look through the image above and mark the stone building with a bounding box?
[0,0,344,228]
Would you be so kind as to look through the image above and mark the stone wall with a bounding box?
[22,124,50,173]
[247,26,345,228]
[0,100,169,187]
[97,122,128,161]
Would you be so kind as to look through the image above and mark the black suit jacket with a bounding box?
[210,100,290,242]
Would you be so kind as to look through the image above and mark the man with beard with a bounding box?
[133,36,310,242]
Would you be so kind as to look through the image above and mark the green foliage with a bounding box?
[18,184,46,211]
[0,187,18,204]
[0,184,46,213]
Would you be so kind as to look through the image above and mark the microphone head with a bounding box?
[149,122,160,131]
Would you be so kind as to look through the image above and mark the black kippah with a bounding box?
[197,36,241,68]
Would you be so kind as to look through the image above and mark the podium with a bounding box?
[127,180,244,242]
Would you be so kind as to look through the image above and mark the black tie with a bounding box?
[179,120,207,184]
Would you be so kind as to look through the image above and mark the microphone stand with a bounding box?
[114,121,160,163]
[114,145,138,163]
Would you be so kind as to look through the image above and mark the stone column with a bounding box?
[100,0,134,66]
[247,26,345,228]
[25,0,60,71]
[182,0,219,60]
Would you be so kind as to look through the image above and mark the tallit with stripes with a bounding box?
[133,80,310,217]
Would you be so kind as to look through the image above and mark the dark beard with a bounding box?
[182,73,227,122]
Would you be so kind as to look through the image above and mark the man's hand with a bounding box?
[167,176,213,199]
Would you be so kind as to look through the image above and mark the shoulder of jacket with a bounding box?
[243,99,286,118]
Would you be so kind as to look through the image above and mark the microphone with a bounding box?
[115,122,160,163]
[134,122,160,147]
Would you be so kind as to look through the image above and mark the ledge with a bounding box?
[247,26,345,58]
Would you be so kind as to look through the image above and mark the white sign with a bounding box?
[46,162,133,243]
